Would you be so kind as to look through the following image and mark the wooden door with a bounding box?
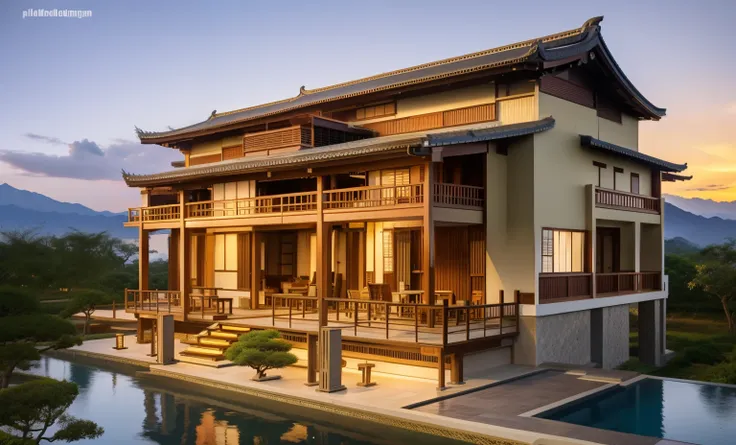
[596,228,620,273]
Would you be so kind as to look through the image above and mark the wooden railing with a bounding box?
[243,125,312,153]
[538,274,593,303]
[538,272,663,303]
[433,183,484,209]
[127,204,181,223]
[124,289,181,313]
[361,103,496,136]
[185,192,318,218]
[324,184,423,209]
[595,187,660,214]
[596,272,662,295]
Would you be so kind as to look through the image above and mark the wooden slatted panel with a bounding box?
[237,233,251,290]
[540,75,595,108]
[443,103,495,127]
[243,125,310,153]
[189,153,222,166]
[222,145,244,160]
[362,103,496,136]
[595,187,660,214]
[435,227,470,301]
[469,226,485,297]
[539,274,592,302]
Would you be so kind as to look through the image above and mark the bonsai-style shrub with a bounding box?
[0,378,103,443]
[62,289,111,335]
[225,330,297,381]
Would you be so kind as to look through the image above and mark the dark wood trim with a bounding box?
[613,166,623,190]
[540,75,595,108]
[630,172,640,195]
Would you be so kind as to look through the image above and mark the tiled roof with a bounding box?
[136,16,663,144]
[123,119,553,187]
[579,135,687,172]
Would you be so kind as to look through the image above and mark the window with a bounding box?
[383,230,393,273]
[214,233,238,272]
[613,167,623,190]
[355,102,396,120]
[630,173,640,194]
[542,229,585,273]
[593,161,606,187]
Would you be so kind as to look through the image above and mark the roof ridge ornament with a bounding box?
[299,85,307,96]
[209,110,217,120]
[582,16,604,29]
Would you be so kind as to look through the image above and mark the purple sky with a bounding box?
[1,0,735,211]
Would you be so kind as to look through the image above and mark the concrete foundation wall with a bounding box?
[536,310,591,365]
[463,347,512,378]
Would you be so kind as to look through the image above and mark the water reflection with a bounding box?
[31,356,454,445]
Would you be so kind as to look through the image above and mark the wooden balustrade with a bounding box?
[243,125,312,153]
[124,289,181,313]
[539,272,663,303]
[433,183,484,209]
[538,274,592,303]
[127,204,180,223]
[185,192,318,219]
[361,103,496,136]
[324,184,423,209]
[595,187,660,213]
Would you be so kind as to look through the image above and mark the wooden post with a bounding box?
[437,348,446,390]
[305,333,318,386]
[450,353,464,385]
[179,229,191,321]
[251,231,261,310]
[422,163,435,306]
[139,226,149,291]
[112,300,116,319]
[316,177,331,327]
[168,231,180,291]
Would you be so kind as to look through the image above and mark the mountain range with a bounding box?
[0,183,133,238]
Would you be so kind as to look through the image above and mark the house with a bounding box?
[123,16,687,386]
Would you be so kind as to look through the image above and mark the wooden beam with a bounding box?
[251,231,261,310]
[422,163,435,305]
[178,191,191,320]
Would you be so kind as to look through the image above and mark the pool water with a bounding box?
[539,377,736,445]
[28,356,466,445]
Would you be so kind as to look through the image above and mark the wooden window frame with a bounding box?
[355,102,396,121]
[593,161,607,187]
[214,233,237,273]
[541,228,587,274]
[630,173,640,195]
[383,229,394,273]
[613,167,623,190]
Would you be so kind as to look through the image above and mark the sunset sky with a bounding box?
[1,0,735,211]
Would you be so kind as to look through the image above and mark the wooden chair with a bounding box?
[346,289,361,316]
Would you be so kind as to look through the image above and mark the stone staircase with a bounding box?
[178,323,250,367]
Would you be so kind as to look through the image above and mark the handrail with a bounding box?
[433,183,484,209]
[124,289,181,313]
[127,204,181,223]
[185,191,318,218]
[539,272,663,303]
[324,183,423,209]
[595,187,660,214]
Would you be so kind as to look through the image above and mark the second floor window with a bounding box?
[631,173,640,194]
[542,229,585,273]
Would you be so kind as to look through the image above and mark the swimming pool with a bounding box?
[538,377,736,445]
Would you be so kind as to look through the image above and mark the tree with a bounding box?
[689,240,736,333]
[0,287,80,389]
[225,330,297,380]
[0,378,103,444]
[62,289,111,335]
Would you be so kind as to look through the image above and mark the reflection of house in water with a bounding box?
[280,424,308,443]
[195,410,239,445]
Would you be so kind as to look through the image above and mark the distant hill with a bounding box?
[664,202,736,247]
[0,183,132,238]
[664,194,736,220]
[664,237,700,255]
[0,183,123,217]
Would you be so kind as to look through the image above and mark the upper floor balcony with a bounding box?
[125,182,484,227]
[594,187,661,214]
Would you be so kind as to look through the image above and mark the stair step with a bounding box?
[182,346,224,358]
[219,325,250,333]
[199,338,231,348]
[209,331,239,340]
[177,355,233,368]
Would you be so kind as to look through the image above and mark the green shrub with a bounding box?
[669,343,731,367]
[225,329,298,380]
[702,360,736,384]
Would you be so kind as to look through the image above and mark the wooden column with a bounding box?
[139,226,149,291]
[251,231,261,310]
[178,191,191,319]
[168,230,180,291]
[422,162,436,305]
[450,353,464,385]
[316,176,331,327]
[437,348,446,390]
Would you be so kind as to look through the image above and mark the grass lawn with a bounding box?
[623,312,736,383]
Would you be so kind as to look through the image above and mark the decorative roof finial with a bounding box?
[210,110,217,119]
[134,126,144,136]
[299,85,307,95]
[582,16,604,29]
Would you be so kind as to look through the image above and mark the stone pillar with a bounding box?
[157,314,175,365]
[639,299,663,366]
[591,305,630,369]
[317,328,346,393]
[305,333,318,386]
